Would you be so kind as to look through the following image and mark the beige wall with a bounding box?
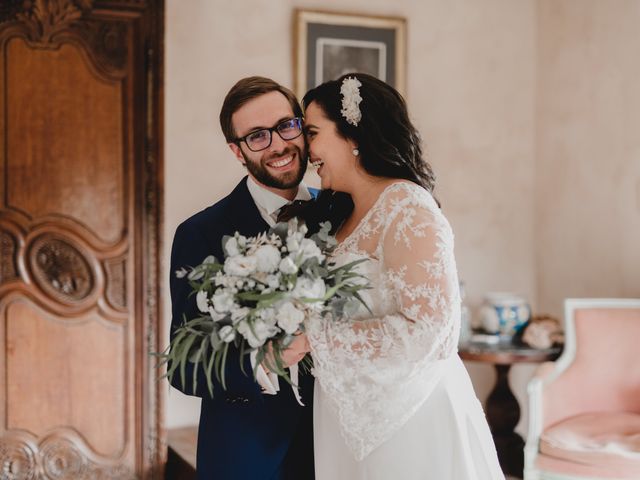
[535,0,640,315]
[165,0,537,428]
[164,0,640,433]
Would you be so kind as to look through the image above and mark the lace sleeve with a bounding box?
[348,197,459,363]
[307,184,461,459]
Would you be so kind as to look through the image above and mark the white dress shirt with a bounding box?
[245,176,312,394]
[246,176,312,226]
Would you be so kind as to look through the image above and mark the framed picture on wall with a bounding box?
[294,10,407,100]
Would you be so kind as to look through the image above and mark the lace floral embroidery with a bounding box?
[307,182,461,460]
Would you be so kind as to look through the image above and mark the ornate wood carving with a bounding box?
[0,436,136,480]
[16,0,93,43]
[80,19,127,71]
[1,0,164,476]
[6,1,128,73]
[0,1,24,25]
[105,257,127,309]
[29,236,94,303]
[0,230,18,284]
[0,438,36,480]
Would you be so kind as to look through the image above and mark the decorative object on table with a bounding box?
[293,9,406,100]
[479,292,531,338]
[520,314,564,349]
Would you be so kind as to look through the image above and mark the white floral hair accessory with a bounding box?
[340,76,363,126]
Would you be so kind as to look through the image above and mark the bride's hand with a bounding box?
[263,333,310,371]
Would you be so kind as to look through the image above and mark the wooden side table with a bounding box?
[459,342,561,478]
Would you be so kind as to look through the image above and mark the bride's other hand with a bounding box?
[263,333,310,371]
[282,333,311,366]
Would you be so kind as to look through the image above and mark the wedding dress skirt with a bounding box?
[313,356,504,479]
[307,182,504,479]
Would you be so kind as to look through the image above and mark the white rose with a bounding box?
[279,256,298,274]
[266,274,281,290]
[292,277,326,300]
[257,307,277,326]
[237,319,278,348]
[277,302,305,334]
[254,244,281,273]
[224,237,240,257]
[286,235,300,253]
[196,290,209,313]
[219,325,236,343]
[231,306,250,324]
[224,255,257,277]
[208,307,226,322]
[297,238,325,263]
[212,289,236,313]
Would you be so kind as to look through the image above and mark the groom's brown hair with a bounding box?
[219,76,302,143]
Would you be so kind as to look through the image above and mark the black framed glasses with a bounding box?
[234,117,303,152]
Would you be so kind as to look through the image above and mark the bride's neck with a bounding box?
[347,175,395,218]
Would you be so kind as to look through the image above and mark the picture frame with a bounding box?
[294,10,407,100]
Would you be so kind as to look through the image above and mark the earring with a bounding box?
[352,148,359,156]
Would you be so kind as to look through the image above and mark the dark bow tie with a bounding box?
[276,199,313,223]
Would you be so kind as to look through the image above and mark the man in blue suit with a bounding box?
[169,77,315,479]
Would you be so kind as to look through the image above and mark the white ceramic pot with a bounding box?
[479,292,530,337]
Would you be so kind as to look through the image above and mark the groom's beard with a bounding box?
[242,144,308,190]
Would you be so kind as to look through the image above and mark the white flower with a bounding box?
[208,307,226,322]
[277,302,305,334]
[237,319,279,348]
[231,306,250,324]
[175,268,188,278]
[286,228,305,252]
[279,256,298,274]
[224,237,240,257]
[286,235,301,252]
[266,274,281,290]
[254,244,281,273]
[257,307,277,326]
[196,290,209,313]
[224,255,257,277]
[212,289,236,313]
[340,76,363,126]
[292,277,326,300]
[297,238,325,263]
[218,325,236,343]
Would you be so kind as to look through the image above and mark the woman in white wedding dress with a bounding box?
[300,74,504,480]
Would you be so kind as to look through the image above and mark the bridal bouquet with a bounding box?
[163,220,369,399]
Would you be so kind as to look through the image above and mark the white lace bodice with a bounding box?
[307,182,461,460]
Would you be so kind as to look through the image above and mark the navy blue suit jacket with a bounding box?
[169,178,315,480]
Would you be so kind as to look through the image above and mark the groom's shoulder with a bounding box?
[177,180,248,234]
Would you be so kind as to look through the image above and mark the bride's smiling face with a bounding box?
[304,102,359,193]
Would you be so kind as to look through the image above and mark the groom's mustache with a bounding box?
[263,145,303,162]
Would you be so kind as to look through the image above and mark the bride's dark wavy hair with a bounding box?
[302,73,436,194]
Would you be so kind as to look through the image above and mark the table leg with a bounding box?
[485,364,524,478]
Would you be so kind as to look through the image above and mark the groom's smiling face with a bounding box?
[229,91,307,195]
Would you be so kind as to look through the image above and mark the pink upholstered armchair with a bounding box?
[524,298,640,480]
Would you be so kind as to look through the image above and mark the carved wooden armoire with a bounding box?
[0,0,164,478]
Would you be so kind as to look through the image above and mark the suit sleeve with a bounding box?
[169,220,260,398]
